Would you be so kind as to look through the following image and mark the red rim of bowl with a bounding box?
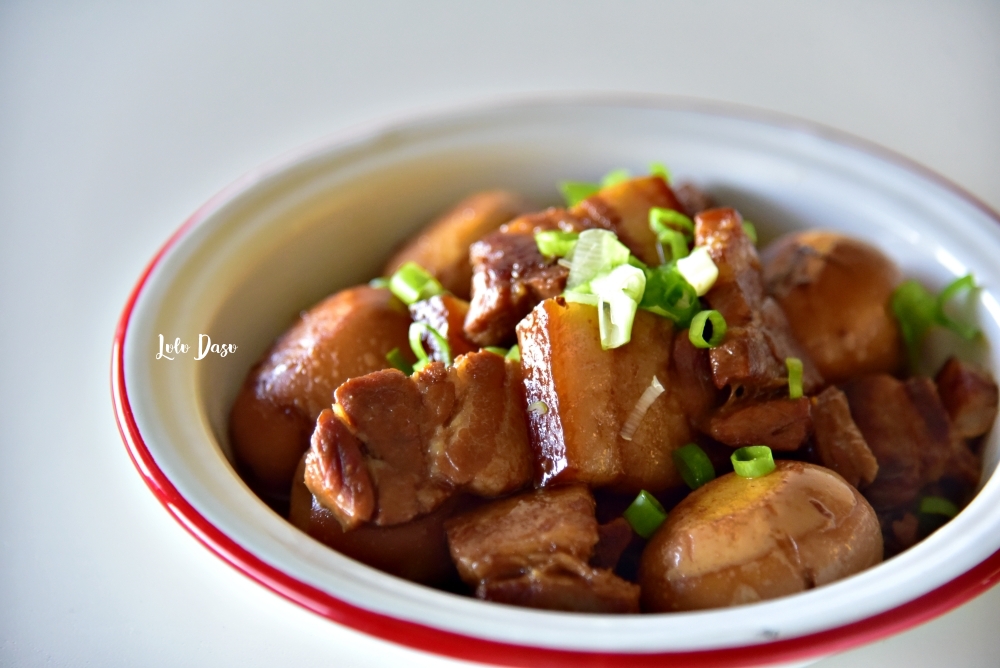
[111,96,1000,667]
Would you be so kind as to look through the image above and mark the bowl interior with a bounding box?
[123,100,1000,654]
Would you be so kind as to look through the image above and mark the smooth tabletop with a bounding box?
[3,2,1000,666]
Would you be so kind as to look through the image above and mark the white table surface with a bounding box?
[3,2,1000,666]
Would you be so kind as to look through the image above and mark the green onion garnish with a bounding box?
[483,346,507,356]
[408,322,452,372]
[675,246,719,296]
[786,357,803,399]
[919,496,959,519]
[742,221,758,244]
[672,443,716,490]
[535,230,579,258]
[731,446,776,478]
[369,276,390,289]
[649,207,695,242]
[649,162,671,183]
[891,274,979,368]
[590,264,646,349]
[559,181,600,207]
[505,344,520,362]
[601,168,631,187]
[565,229,633,291]
[385,347,413,375]
[654,228,689,265]
[639,264,701,328]
[688,309,727,348]
[623,490,668,539]
[388,262,446,305]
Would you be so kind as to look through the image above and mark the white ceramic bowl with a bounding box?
[113,97,1000,666]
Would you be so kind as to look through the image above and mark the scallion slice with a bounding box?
[535,230,579,258]
[639,265,701,327]
[483,346,507,356]
[623,490,667,539]
[892,274,979,367]
[505,345,520,362]
[786,357,803,399]
[742,221,758,244]
[672,443,716,490]
[565,229,632,291]
[919,496,959,518]
[559,181,600,207]
[654,228,689,264]
[389,262,445,305]
[601,168,631,187]
[675,246,719,296]
[408,322,451,371]
[385,347,413,375]
[369,276,390,289]
[688,309,727,348]
[649,207,694,241]
[731,446,776,478]
[620,376,665,441]
[591,264,646,349]
[649,162,671,183]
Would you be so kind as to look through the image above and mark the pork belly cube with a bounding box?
[304,351,533,528]
[936,357,999,440]
[841,374,978,511]
[812,386,879,488]
[516,298,691,492]
[695,208,822,396]
[445,485,599,582]
[383,190,531,299]
[445,485,640,613]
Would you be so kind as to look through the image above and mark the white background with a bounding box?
[2,2,1000,666]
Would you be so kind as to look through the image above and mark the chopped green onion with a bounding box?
[559,181,600,207]
[389,262,445,305]
[649,162,671,183]
[639,265,701,327]
[937,275,979,340]
[742,221,758,245]
[505,345,520,362]
[675,246,719,296]
[601,168,631,187]
[672,443,716,490]
[786,357,803,399]
[408,322,452,371]
[919,496,959,518]
[591,264,646,349]
[620,376,666,441]
[731,446,776,478]
[649,207,695,241]
[535,230,579,258]
[564,291,598,306]
[566,229,632,291]
[623,490,668,539]
[689,309,727,348]
[385,347,413,375]
[654,228,689,264]
[483,346,507,356]
[369,276,390,289]
[891,275,979,368]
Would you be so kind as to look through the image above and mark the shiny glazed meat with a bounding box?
[517,298,691,492]
[445,485,640,612]
[229,285,411,499]
[762,231,904,383]
[304,351,532,528]
[640,461,882,612]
